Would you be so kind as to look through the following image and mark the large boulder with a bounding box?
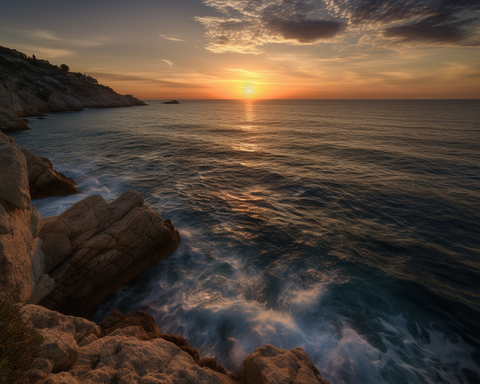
[39,190,180,318]
[0,131,47,302]
[0,131,30,209]
[23,305,236,384]
[241,344,330,384]
[20,147,79,199]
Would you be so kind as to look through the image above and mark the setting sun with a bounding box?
[242,82,256,98]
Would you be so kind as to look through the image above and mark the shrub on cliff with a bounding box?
[0,295,43,384]
[60,64,69,72]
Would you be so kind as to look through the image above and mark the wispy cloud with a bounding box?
[88,72,207,88]
[16,45,76,58]
[224,68,262,77]
[159,34,185,42]
[158,59,174,65]
[27,29,111,48]
[317,53,370,62]
[32,30,60,41]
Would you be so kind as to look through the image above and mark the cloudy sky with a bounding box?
[1,0,479,99]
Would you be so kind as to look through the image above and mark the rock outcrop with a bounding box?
[0,132,45,303]
[21,147,80,199]
[22,305,330,384]
[241,344,330,384]
[0,45,146,132]
[22,305,237,384]
[39,190,180,318]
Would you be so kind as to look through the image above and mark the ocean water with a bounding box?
[10,99,480,384]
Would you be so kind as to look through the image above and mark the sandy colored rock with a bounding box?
[0,131,30,209]
[0,132,45,302]
[0,202,42,302]
[20,147,80,199]
[24,305,235,384]
[22,305,101,375]
[100,309,202,363]
[241,344,330,384]
[68,336,235,384]
[39,190,180,318]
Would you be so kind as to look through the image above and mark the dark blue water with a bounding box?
[10,100,480,384]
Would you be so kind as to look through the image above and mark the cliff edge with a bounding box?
[0,45,145,132]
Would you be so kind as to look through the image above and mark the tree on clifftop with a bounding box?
[60,64,69,72]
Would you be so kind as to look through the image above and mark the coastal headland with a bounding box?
[0,46,330,383]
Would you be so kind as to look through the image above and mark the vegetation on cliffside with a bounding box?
[0,295,43,384]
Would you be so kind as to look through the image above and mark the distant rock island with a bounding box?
[0,45,146,132]
[163,99,180,104]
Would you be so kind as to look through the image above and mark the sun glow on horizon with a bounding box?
[242,81,257,99]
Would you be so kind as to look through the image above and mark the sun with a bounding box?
[242,82,256,98]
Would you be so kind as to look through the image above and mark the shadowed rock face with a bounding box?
[0,45,146,132]
[20,147,80,199]
[39,190,180,318]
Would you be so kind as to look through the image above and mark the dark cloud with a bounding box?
[328,0,480,45]
[197,0,343,53]
[265,19,343,43]
[197,0,480,52]
[260,0,344,43]
[329,0,479,25]
[382,12,470,44]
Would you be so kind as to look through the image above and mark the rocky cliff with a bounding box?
[0,45,145,132]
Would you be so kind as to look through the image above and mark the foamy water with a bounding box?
[11,100,480,384]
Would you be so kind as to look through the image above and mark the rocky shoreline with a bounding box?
[0,45,145,133]
[0,46,331,383]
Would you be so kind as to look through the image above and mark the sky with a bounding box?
[1,0,479,99]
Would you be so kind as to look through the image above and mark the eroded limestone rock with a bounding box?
[241,344,330,384]
[23,305,236,384]
[0,131,44,302]
[39,190,180,318]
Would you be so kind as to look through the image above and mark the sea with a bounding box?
[10,99,480,384]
